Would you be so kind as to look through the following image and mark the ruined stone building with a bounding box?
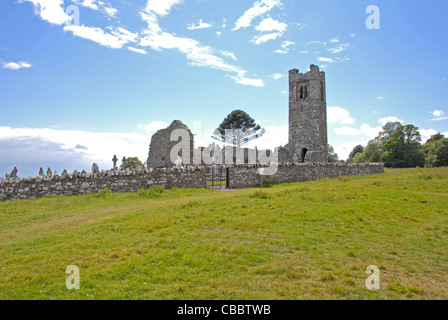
[285,64,328,163]
[146,120,194,168]
[147,64,329,167]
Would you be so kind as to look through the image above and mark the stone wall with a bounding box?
[228,162,384,189]
[0,166,206,201]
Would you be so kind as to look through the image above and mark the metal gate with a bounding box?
[206,165,228,189]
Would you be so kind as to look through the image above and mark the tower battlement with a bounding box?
[287,64,328,163]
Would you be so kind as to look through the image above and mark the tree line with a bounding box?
[335,122,448,168]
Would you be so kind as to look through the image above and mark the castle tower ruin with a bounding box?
[288,64,328,163]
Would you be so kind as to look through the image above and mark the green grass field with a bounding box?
[0,168,447,300]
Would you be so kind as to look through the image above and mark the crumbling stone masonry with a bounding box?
[147,120,194,168]
[0,166,206,201]
[227,163,384,189]
[285,65,328,163]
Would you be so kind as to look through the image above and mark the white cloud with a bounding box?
[63,25,137,49]
[350,34,355,37]
[326,43,350,54]
[318,57,335,63]
[376,97,384,100]
[252,33,281,45]
[0,125,152,177]
[274,40,294,54]
[328,106,355,124]
[144,0,183,16]
[20,0,71,25]
[431,109,445,117]
[137,121,169,134]
[216,31,222,37]
[255,17,287,32]
[77,0,99,10]
[333,123,382,140]
[233,0,282,31]
[2,61,32,70]
[128,46,147,54]
[251,32,281,45]
[245,124,288,150]
[270,73,283,80]
[297,23,306,31]
[328,38,339,44]
[104,7,118,17]
[430,116,448,121]
[72,1,118,17]
[332,141,366,161]
[230,73,265,87]
[420,129,438,143]
[187,19,212,30]
[378,116,403,126]
[360,123,382,138]
[333,126,361,136]
[221,51,237,61]
[139,6,264,87]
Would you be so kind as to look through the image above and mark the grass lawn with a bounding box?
[0,168,447,300]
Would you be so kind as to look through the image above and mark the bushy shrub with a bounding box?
[94,188,117,199]
[138,185,165,198]
[249,190,271,199]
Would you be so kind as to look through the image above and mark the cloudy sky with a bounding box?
[1,0,447,177]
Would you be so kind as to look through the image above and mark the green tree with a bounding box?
[212,110,265,147]
[348,145,364,162]
[426,132,444,144]
[120,157,145,170]
[423,134,448,167]
[381,124,425,168]
[353,141,382,163]
[328,144,339,163]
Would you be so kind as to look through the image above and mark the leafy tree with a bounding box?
[353,122,425,167]
[381,124,425,168]
[212,110,265,147]
[120,157,145,170]
[423,134,448,167]
[328,144,339,163]
[425,133,445,144]
[353,141,382,163]
[348,145,364,162]
[376,122,402,144]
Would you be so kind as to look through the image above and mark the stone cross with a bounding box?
[39,167,45,177]
[112,155,118,169]
[47,168,52,178]
[10,167,18,178]
[92,163,99,173]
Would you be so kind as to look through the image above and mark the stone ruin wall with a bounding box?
[0,166,206,201]
[228,162,385,189]
[0,162,384,201]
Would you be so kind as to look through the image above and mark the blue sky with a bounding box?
[1,0,447,177]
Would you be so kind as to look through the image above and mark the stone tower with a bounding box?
[288,64,328,163]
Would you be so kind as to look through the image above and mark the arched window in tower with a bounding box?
[320,81,324,100]
[299,86,304,99]
[301,148,308,163]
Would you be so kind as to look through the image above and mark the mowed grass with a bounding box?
[0,168,447,300]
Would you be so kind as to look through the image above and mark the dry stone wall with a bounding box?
[228,162,384,189]
[0,166,206,201]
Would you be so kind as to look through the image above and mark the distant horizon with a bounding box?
[1,0,447,177]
